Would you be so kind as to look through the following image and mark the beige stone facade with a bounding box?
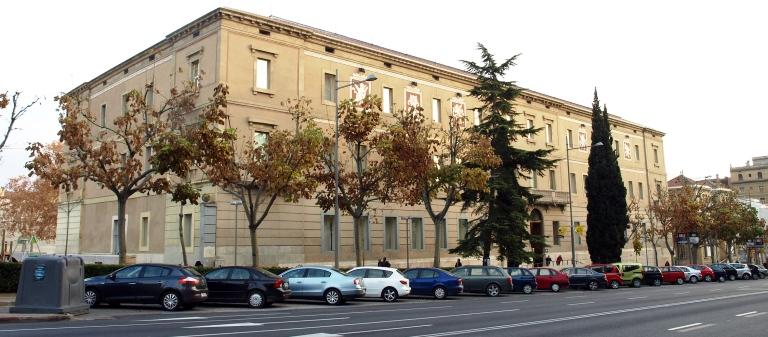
[731,156,768,205]
[55,8,669,268]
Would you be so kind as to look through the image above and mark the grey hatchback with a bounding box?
[279,266,365,305]
[451,266,513,297]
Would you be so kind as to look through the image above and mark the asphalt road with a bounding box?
[1,278,767,337]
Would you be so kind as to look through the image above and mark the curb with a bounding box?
[0,314,71,324]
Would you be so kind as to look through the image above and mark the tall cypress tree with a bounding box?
[450,44,556,266]
[585,90,628,263]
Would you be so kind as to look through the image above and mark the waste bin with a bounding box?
[10,256,89,314]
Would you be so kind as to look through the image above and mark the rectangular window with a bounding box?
[122,94,130,114]
[566,129,573,147]
[549,169,556,190]
[473,109,481,126]
[614,140,620,156]
[458,219,469,242]
[145,146,153,169]
[655,180,662,196]
[182,214,192,247]
[439,219,448,249]
[432,98,441,123]
[322,214,335,251]
[411,218,424,250]
[254,131,268,148]
[583,175,588,194]
[112,218,120,255]
[639,182,644,200]
[357,144,368,172]
[570,173,577,194]
[526,119,534,140]
[653,148,659,164]
[545,123,553,144]
[323,73,337,102]
[553,221,560,245]
[190,59,200,84]
[100,104,107,127]
[634,145,640,161]
[255,58,270,90]
[385,217,398,250]
[531,173,538,189]
[628,181,634,198]
[382,87,393,113]
[140,216,150,250]
[146,86,154,108]
[358,216,370,251]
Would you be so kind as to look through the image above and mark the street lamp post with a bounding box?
[333,71,377,268]
[229,200,242,266]
[566,140,603,268]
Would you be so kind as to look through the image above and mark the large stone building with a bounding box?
[54,8,668,267]
[731,156,768,205]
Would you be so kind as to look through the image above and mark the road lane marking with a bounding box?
[567,302,595,306]
[409,291,768,337]
[167,309,520,337]
[673,291,690,295]
[668,323,701,331]
[565,295,586,299]
[627,296,647,300]
[744,312,766,318]
[501,300,529,303]
[709,289,721,292]
[291,334,341,337]
[679,323,713,332]
[735,311,757,317]
[340,324,432,335]
[188,323,264,328]
[140,316,208,321]
[200,305,451,320]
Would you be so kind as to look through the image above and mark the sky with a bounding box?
[1,0,766,185]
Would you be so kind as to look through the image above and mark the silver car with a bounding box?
[675,266,702,283]
[280,266,366,305]
[728,263,752,280]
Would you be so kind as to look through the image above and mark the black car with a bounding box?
[506,267,538,294]
[204,266,291,308]
[699,264,727,282]
[561,267,607,290]
[746,264,765,279]
[451,266,513,296]
[642,266,663,286]
[84,264,208,311]
[710,263,738,281]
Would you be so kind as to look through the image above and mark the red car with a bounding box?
[689,264,715,282]
[586,264,624,289]
[531,267,570,292]
[659,266,686,285]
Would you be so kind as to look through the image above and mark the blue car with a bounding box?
[506,267,538,294]
[561,267,607,290]
[404,268,463,299]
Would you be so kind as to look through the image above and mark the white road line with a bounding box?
[744,312,766,318]
[673,291,690,295]
[198,305,451,321]
[735,311,757,317]
[627,296,647,300]
[340,324,432,335]
[679,323,714,332]
[501,300,529,303]
[291,334,342,337]
[709,289,721,292]
[668,323,701,331]
[187,323,264,329]
[565,295,586,299]
[140,316,208,322]
[567,302,595,306]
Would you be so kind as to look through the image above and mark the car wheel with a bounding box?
[729,274,736,281]
[704,275,712,282]
[588,281,599,291]
[742,273,751,280]
[248,290,266,308]
[522,284,533,294]
[161,291,181,311]
[759,274,765,280]
[551,283,561,292]
[486,283,501,297]
[381,287,398,302]
[675,278,684,285]
[609,280,620,289]
[690,276,698,284]
[433,286,447,299]
[653,278,662,286]
[718,275,726,282]
[324,289,342,305]
[632,278,642,288]
[83,288,99,308]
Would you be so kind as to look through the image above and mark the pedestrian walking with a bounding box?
[455,258,463,268]
[382,257,391,268]
[556,255,563,266]
[377,258,384,267]
[545,255,552,266]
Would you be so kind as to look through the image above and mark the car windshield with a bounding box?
[183,267,202,276]
[396,270,409,278]
[255,268,280,279]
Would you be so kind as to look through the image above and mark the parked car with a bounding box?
[204,266,290,308]
[531,267,570,292]
[451,266,513,297]
[84,264,208,311]
[613,263,644,288]
[561,267,607,290]
[347,267,411,302]
[586,264,623,289]
[279,266,365,305]
[659,266,686,285]
[675,266,702,283]
[506,267,537,294]
[404,268,463,299]
[710,263,738,281]
[727,263,753,280]
[689,264,717,282]
[705,265,728,282]
[642,266,663,286]
[747,264,767,279]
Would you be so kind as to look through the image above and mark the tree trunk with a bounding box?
[117,196,128,265]
[664,236,675,266]
[352,216,363,266]
[651,241,659,266]
[250,226,259,267]
[178,203,188,266]
[726,241,732,262]
[432,217,443,268]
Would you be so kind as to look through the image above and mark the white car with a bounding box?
[347,267,411,302]
[675,266,702,283]
[728,263,752,280]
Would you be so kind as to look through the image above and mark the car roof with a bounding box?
[349,266,399,272]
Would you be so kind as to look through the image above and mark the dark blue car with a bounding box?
[404,268,463,299]
[561,267,607,290]
[506,267,538,294]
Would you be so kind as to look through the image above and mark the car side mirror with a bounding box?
[109,273,116,280]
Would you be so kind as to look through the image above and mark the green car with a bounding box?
[612,262,644,287]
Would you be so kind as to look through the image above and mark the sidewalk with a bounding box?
[0,293,75,323]
[0,293,15,307]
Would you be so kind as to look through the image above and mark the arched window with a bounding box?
[738,173,743,181]
[759,172,763,179]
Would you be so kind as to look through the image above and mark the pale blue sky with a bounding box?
[1,0,766,184]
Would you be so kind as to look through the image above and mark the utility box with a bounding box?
[10,256,89,314]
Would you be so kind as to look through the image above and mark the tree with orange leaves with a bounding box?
[0,172,58,241]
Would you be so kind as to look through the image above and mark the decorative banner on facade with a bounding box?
[755,237,765,247]
[578,128,587,150]
[623,141,632,159]
[450,98,466,127]
[676,232,688,244]
[575,223,586,235]
[404,86,422,110]
[688,232,699,245]
[350,74,371,104]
